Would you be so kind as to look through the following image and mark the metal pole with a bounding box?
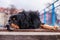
[44,9,46,24]
[52,3,56,26]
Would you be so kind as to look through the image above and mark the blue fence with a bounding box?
[40,0,60,26]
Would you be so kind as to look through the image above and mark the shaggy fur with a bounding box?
[6,11,41,31]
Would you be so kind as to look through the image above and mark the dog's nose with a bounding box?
[8,20,10,22]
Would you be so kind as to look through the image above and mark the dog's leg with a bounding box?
[11,23,19,29]
[41,24,58,30]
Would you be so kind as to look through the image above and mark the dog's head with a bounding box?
[8,11,27,29]
[8,15,18,23]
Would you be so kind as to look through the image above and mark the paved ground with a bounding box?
[0,35,60,40]
[0,28,60,40]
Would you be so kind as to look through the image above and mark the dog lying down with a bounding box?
[6,11,58,31]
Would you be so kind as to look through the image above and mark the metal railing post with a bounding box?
[52,3,56,26]
[44,9,46,24]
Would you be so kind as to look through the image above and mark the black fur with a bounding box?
[6,11,41,31]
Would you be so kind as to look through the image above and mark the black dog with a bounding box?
[6,11,41,31]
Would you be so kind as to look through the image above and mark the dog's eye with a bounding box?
[13,18,15,20]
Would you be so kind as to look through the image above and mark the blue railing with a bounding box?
[40,0,60,26]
